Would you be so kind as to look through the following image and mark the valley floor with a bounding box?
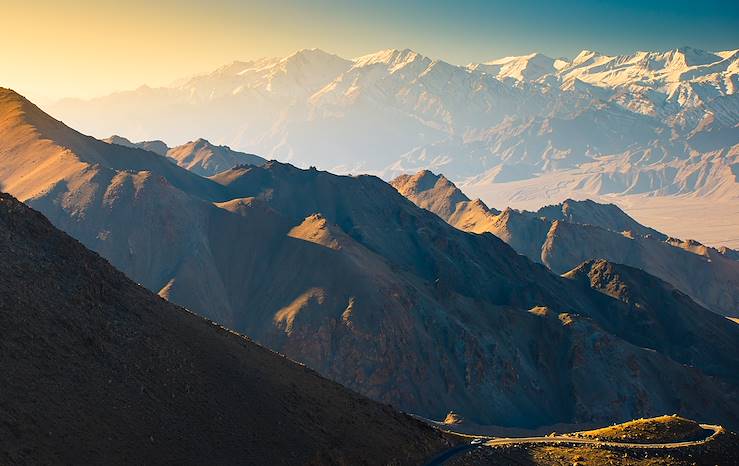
[611,196,739,249]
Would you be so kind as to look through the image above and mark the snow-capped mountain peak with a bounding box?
[175,48,352,100]
[470,52,557,81]
[571,49,605,65]
[48,45,739,232]
[352,48,430,71]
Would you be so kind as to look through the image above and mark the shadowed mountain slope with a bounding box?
[209,163,739,427]
[393,170,739,317]
[0,192,450,465]
[541,220,739,316]
[563,259,739,379]
[2,89,738,430]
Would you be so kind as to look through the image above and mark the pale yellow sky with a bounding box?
[4,0,456,101]
[2,1,308,100]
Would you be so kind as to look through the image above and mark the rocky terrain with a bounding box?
[392,170,739,317]
[0,191,451,465]
[2,88,739,431]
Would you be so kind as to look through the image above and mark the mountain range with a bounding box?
[392,170,739,317]
[48,47,738,198]
[2,87,738,431]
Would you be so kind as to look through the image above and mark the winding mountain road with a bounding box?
[426,424,724,465]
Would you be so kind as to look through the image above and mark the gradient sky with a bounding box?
[3,0,738,100]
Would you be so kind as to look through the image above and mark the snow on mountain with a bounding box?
[180,49,352,100]
[48,46,739,235]
[468,53,559,81]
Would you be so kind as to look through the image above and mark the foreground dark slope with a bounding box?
[0,192,449,465]
[2,88,738,430]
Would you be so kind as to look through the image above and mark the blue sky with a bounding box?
[295,0,739,62]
